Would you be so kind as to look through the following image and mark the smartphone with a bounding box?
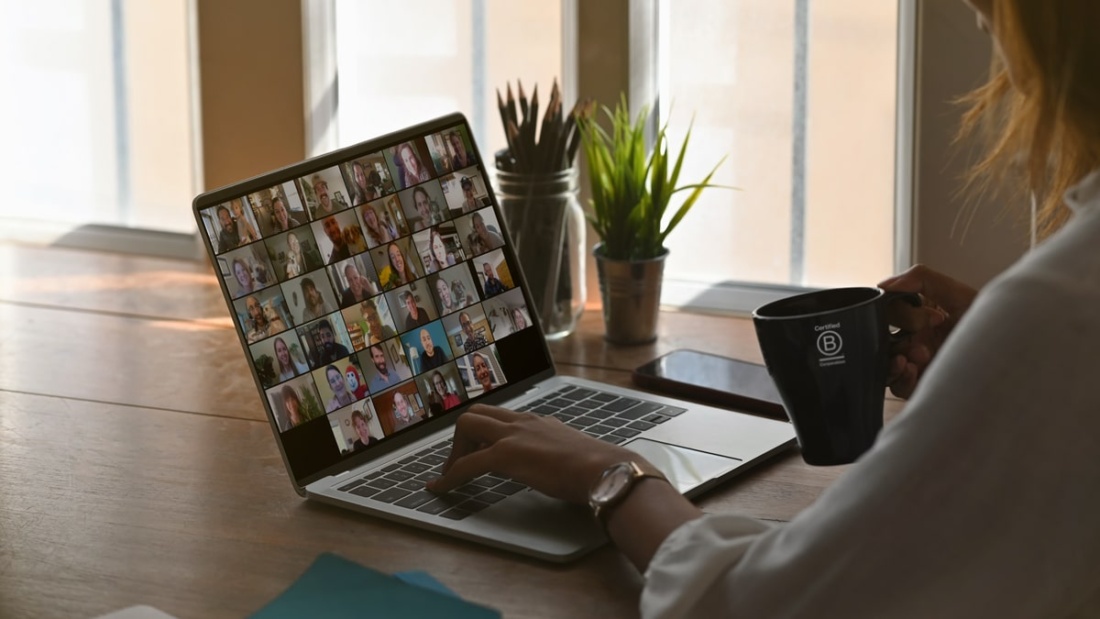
[632,349,787,419]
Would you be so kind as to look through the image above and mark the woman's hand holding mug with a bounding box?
[877,265,978,399]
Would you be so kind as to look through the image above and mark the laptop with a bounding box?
[193,113,796,562]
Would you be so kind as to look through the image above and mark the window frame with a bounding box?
[6,0,1027,297]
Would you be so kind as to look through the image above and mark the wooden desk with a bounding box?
[0,242,903,618]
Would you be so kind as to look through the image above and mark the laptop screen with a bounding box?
[194,115,554,485]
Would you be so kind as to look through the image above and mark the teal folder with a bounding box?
[250,553,501,619]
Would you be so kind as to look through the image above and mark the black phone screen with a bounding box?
[632,349,786,417]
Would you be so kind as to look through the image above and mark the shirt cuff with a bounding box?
[641,513,772,619]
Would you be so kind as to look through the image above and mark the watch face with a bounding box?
[591,462,634,505]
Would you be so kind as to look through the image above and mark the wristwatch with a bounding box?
[588,461,668,526]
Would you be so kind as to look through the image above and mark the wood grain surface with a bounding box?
[0,242,893,618]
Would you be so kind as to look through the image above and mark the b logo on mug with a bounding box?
[816,329,844,361]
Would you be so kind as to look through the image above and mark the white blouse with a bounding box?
[642,171,1100,618]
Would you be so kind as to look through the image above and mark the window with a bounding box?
[333,1,564,157]
[0,1,198,236]
[331,0,901,312]
[656,0,900,309]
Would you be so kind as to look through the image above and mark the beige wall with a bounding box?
[124,1,197,231]
[910,0,1030,288]
[196,0,306,191]
[576,0,633,308]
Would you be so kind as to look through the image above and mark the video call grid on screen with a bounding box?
[197,120,536,467]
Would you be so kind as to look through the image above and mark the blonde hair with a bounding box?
[959,0,1100,239]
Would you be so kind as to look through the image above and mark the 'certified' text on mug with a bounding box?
[815,324,846,367]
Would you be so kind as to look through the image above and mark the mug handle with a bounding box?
[882,290,922,342]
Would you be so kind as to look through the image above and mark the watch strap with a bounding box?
[589,461,668,526]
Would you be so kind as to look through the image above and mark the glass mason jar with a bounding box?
[493,167,586,340]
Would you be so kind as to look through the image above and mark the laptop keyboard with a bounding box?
[335,384,685,520]
[515,384,686,444]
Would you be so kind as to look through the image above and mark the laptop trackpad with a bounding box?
[624,438,741,494]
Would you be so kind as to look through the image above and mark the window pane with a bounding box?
[0,1,197,234]
[334,0,563,158]
[659,0,897,290]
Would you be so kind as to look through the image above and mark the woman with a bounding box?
[280,384,305,430]
[397,142,431,189]
[423,228,456,274]
[382,242,419,290]
[299,277,330,321]
[274,336,306,381]
[428,2,1100,616]
[360,203,394,248]
[271,195,301,232]
[350,409,379,450]
[412,186,439,231]
[231,258,254,298]
[435,277,458,315]
[510,307,528,332]
[285,232,305,279]
[348,161,372,206]
[324,364,356,413]
[470,352,495,395]
[391,391,418,431]
[431,370,461,412]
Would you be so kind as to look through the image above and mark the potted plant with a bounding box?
[578,96,726,344]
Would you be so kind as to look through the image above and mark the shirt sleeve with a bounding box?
[642,514,770,617]
[640,229,1100,618]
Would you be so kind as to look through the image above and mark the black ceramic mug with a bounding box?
[752,287,919,466]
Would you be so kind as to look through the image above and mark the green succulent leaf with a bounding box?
[578,96,731,260]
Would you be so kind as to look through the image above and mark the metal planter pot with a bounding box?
[593,244,668,345]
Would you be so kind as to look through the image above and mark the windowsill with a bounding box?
[661,278,813,316]
[0,219,203,261]
[584,279,812,317]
